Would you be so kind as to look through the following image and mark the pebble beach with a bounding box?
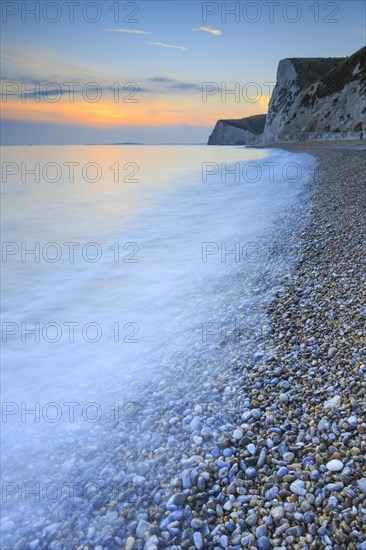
[1,143,365,550]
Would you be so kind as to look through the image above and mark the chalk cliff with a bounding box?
[208,114,266,145]
[208,46,366,145]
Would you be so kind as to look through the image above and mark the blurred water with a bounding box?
[1,145,314,424]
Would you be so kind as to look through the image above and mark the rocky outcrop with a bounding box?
[208,46,366,145]
[207,114,266,145]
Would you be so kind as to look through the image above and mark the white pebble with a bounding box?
[326,459,344,472]
[247,444,256,455]
[233,429,243,440]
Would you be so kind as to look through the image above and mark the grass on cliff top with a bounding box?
[221,114,267,135]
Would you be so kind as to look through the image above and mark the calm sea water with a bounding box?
[1,145,313,431]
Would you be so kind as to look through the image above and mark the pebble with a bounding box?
[328,496,338,507]
[233,429,243,439]
[223,500,232,511]
[271,506,285,521]
[318,418,330,431]
[247,443,256,455]
[278,441,288,456]
[241,534,255,547]
[357,478,366,494]
[190,417,202,431]
[324,395,342,410]
[277,466,288,477]
[258,536,271,550]
[245,466,257,479]
[252,409,261,420]
[283,451,295,463]
[256,525,267,538]
[193,531,203,549]
[211,446,221,458]
[310,469,320,481]
[172,493,187,508]
[191,518,203,530]
[182,473,192,489]
[347,415,358,426]
[246,513,258,527]
[265,486,279,500]
[136,520,151,538]
[145,535,159,550]
[326,459,344,472]
[257,448,267,467]
[125,536,135,550]
[290,480,307,496]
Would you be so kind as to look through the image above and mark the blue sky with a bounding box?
[1,0,365,144]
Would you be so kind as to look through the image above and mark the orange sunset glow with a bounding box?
[2,94,270,128]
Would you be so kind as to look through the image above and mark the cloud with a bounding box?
[148,77,201,92]
[168,82,200,91]
[150,77,175,82]
[192,26,221,36]
[105,28,150,34]
[145,42,187,51]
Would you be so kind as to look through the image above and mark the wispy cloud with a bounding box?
[145,42,187,51]
[105,28,150,34]
[192,26,221,36]
[150,77,175,82]
[148,77,201,92]
[168,82,200,91]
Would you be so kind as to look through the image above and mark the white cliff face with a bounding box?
[208,47,366,145]
[260,47,366,143]
[207,114,267,145]
[207,121,258,145]
[261,60,303,143]
[267,80,365,142]
[262,59,301,144]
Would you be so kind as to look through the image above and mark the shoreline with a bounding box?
[1,145,365,549]
[250,138,366,152]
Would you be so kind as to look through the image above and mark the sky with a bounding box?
[1,0,365,144]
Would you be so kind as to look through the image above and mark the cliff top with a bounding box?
[218,114,266,135]
[278,56,345,89]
